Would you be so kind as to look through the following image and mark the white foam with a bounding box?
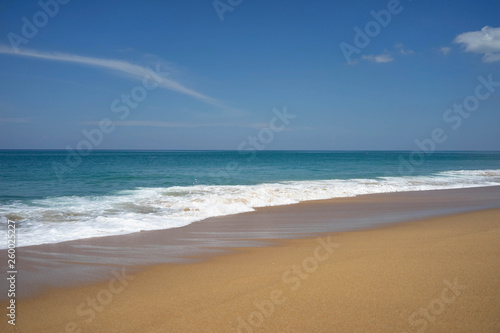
[1,169,500,248]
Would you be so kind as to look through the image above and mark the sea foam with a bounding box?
[1,169,500,248]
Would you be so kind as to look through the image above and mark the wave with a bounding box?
[1,169,500,248]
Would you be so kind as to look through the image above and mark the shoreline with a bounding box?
[2,186,500,300]
[2,207,500,332]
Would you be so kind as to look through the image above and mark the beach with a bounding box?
[2,186,500,332]
[1,0,499,330]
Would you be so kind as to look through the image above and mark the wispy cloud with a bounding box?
[357,44,412,65]
[394,43,414,55]
[0,118,31,123]
[439,46,451,56]
[482,53,500,63]
[0,45,239,112]
[81,120,301,131]
[82,120,266,129]
[361,53,394,63]
[454,26,500,63]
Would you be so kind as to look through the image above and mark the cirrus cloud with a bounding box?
[0,45,243,113]
[361,53,394,63]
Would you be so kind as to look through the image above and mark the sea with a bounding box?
[1,150,500,249]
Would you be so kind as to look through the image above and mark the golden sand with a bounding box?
[2,209,500,332]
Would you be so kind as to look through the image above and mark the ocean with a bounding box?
[1,150,500,249]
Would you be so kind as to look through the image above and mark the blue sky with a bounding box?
[0,0,499,150]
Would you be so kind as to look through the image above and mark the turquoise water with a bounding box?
[1,150,500,247]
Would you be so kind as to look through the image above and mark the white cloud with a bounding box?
[439,46,451,56]
[394,43,414,55]
[482,52,500,63]
[358,45,411,65]
[361,53,394,63]
[454,26,500,62]
[0,45,237,111]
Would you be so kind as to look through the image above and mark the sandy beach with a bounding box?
[2,187,500,332]
[2,0,499,330]
[1,0,500,330]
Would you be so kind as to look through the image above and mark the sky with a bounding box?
[0,0,499,150]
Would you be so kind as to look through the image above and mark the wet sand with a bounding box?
[1,187,500,332]
[4,186,500,299]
